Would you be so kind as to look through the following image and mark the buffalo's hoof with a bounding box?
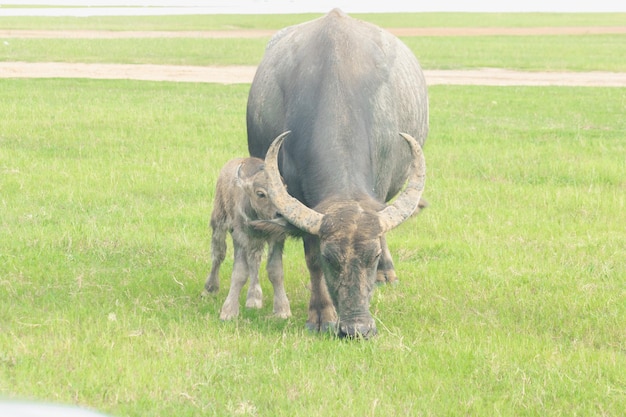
[376,269,399,286]
[388,279,400,287]
[305,321,338,335]
[305,322,317,333]
[321,321,339,335]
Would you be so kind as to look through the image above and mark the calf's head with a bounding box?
[263,132,426,338]
[236,158,279,222]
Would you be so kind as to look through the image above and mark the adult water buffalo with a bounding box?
[247,9,428,338]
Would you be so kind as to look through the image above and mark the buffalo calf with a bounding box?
[203,157,291,320]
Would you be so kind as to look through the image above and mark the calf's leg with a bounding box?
[244,243,264,309]
[204,222,227,293]
[266,239,291,318]
[219,242,249,320]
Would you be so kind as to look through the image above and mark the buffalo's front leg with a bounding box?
[304,236,337,332]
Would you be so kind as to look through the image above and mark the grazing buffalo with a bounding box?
[203,157,291,320]
[247,9,428,338]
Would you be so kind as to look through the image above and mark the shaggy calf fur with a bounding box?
[203,157,291,320]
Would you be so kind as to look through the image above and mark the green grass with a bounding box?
[1,12,625,31]
[1,78,625,416]
[2,34,625,72]
[1,13,624,71]
[1,11,625,417]
[0,37,270,66]
[404,34,626,72]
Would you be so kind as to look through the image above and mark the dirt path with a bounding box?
[1,27,625,86]
[1,26,626,39]
[2,62,625,86]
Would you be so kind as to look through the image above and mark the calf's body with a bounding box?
[204,157,291,320]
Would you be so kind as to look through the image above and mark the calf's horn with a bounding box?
[378,133,426,232]
[264,131,324,235]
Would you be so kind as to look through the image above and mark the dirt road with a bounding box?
[2,26,626,39]
[2,62,625,86]
[1,27,625,86]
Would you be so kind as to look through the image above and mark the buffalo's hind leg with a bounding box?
[377,197,429,284]
[376,235,398,285]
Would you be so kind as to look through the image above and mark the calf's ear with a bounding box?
[235,163,245,188]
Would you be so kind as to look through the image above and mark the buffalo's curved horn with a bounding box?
[378,133,426,232]
[264,131,324,235]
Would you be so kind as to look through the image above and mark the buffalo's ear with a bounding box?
[247,218,305,238]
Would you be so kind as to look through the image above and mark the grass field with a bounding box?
[2,13,626,72]
[1,12,626,417]
[3,34,626,72]
[1,12,625,30]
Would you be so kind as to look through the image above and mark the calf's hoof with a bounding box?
[245,286,263,309]
[204,282,219,293]
[273,306,292,319]
[219,303,239,320]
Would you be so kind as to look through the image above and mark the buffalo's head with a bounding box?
[261,131,426,338]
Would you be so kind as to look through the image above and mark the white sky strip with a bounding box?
[1,0,625,16]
